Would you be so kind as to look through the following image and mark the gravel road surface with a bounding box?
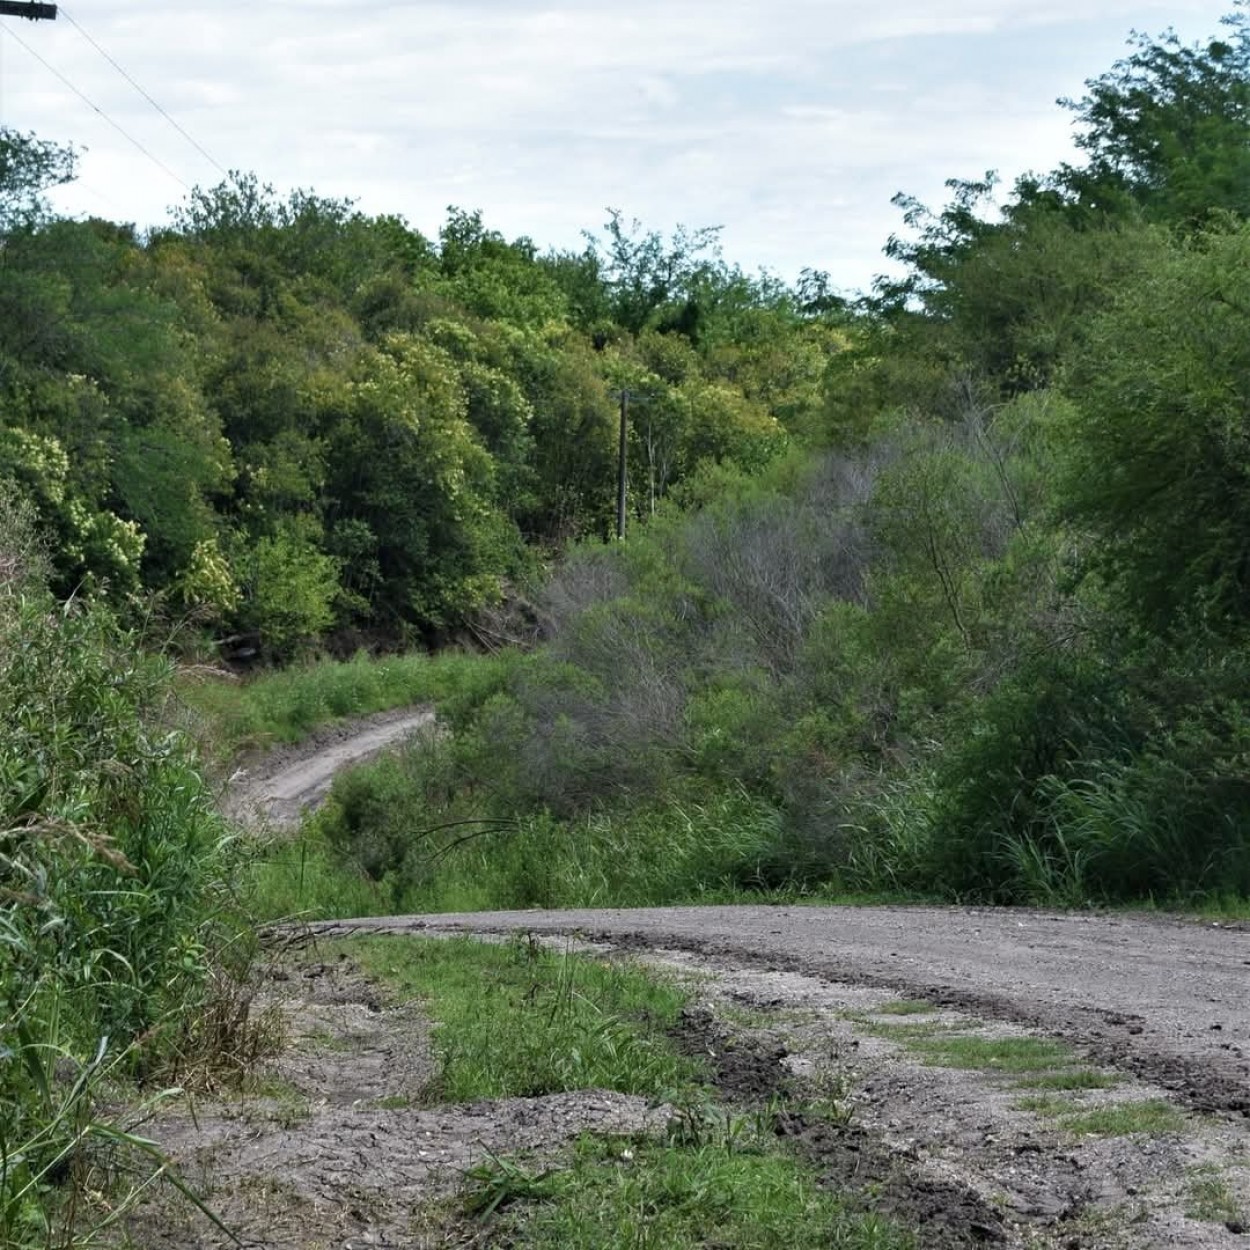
[306,904,1250,1114]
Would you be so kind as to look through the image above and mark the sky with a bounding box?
[0,1,1238,295]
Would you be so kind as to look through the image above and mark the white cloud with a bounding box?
[0,0,1235,291]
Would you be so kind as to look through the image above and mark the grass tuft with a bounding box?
[1058,1099,1185,1138]
[466,1133,916,1249]
[346,935,702,1102]
[889,1033,1076,1074]
[1186,1166,1243,1223]
[1013,1069,1121,1092]
[874,1000,937,1016]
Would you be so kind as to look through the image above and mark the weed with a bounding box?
[345,935,702,1102]
[243,826,389,923]
[874,1000,936,1016]
[801,1064,856,1127]
[1059,1099,1186,1137]
[372,1094,412,1110]
[468,1133,916,1249]
[1186,1166,1242,1223]
[1013,1069,1122,1091]
[883,1032,1076,1074]
[463,1151,553,1220]
[848,1017,964,1041]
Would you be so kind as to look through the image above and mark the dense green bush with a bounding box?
[0,488,237,1245]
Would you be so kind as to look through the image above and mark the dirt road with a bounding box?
[225,707,435,827]
[189,712,1250,1247]
[307,904,1250,1116]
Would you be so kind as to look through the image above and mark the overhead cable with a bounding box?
[0,17,189,190]
[60,6,227,177]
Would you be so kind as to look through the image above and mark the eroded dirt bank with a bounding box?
[304,906,1250,1117]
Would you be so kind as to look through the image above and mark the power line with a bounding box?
[59,6,227,178]
[0,17,189,190]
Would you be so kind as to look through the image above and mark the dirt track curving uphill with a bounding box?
[224,707,435,828]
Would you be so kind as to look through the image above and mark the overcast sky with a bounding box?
[0,1,1236,294]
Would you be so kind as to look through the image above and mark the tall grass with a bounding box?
[183,648,512,760]
[1,489,245,1247]
[347,935,700,1101]
[311,748,794,915]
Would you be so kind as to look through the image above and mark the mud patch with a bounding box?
[670,1004,794,1103]
[669,997,1009,1248]
[779,1113,1007,1247]
[127,950,667,1250]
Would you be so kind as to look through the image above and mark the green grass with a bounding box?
[1058,1099,1185,1137]
[372,1094,413,1110]
[897,1034,1076,1074]
[346,935,703,1102]
[1013,1069,1122,1091]
[184,649,508,759]
[848,1018,962,1041]
[1186,1166,1243,1223]
[464,1133,915,1249]
[244,826,391,922]
[874,1000,936,1016]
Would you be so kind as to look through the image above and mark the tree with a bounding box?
[1058,222,1250,634]
[0,128,74,230]
[1058,7,1250,224]
[324,336,511,629]
[585,210,724,336]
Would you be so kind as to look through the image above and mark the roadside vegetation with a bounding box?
[183,648,508,759]
[302,10,1250,916]
[352,935,915,1249]
[0,489,256,1247]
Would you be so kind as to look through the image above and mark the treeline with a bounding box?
[311,10,1250,910]
[0,141,844,653]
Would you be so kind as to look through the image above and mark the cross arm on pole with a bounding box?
[0,3,57,19]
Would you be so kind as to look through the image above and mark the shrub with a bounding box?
[1,489,236,1245]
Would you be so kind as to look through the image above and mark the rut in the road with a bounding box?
[300,905,1250,1118]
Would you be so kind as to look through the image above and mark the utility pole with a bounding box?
[612,390,650,540]
[0,4,58,19]
[616,389,628,540]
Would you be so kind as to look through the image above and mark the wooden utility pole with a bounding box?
[612,390,650,540]
[616,389,628,540]
[0,3,58,19]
